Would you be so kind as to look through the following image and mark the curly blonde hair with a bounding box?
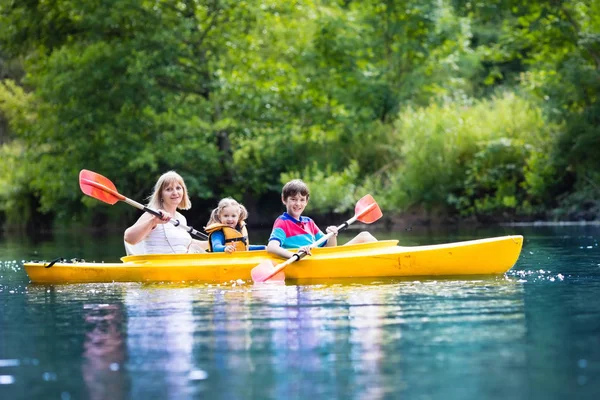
[206,197,248,226]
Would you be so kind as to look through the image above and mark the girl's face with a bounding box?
[161,181,184,209]
[282,193,308,220]
[220,205,240,228]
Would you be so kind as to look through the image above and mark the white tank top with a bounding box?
[143,213,192,254]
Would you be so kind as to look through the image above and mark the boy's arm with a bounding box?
[310,220,337,248]
[324,225,338,247]
[266,220,296,258]
[267,239,296,259]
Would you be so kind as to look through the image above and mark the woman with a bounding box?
[124,171,206,254]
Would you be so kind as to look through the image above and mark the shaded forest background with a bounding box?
[0,0,599,232]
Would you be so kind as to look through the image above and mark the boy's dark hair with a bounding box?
[282,179,310,200]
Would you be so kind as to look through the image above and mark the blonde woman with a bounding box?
[124,171,206,254]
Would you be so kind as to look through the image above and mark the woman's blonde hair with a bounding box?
[206,197,248,226]
[147,171,191,210]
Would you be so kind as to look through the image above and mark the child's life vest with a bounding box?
[205,222,249,252]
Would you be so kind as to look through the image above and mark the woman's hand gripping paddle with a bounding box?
[250,194,382,283]
[78,169,208,240]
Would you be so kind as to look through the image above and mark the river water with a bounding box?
[1,225,599,399]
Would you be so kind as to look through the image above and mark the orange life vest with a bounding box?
[205,222,249,252]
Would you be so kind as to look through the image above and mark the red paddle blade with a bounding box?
[355,194,382,224]
[79,169,123,205]
[251,260,286,283]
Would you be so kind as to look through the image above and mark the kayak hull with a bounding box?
[23,236,523,284]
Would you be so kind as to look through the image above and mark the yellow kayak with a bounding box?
[23,235,524,284]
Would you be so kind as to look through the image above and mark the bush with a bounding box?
[383,92,559,218]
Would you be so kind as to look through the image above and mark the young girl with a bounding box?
[205,198,266,253]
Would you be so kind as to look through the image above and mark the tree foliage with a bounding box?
[0,0,598,227]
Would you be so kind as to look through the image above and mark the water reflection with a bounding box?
[246,277,526,398]
[124,286,199,399]
[4,225,599,399]
[11,273,529,399]
[82,304,128,400]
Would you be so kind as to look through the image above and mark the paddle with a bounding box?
[251,194,382,283]
[79,169,208,240]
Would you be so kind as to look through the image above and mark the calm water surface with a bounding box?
[1,226,599,399]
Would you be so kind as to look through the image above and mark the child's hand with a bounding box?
[326,226,338,236]
[297,246,312,256]
[225,244,235,254]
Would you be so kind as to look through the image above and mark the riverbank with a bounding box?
[382,211,600,232]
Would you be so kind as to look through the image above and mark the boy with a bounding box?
[266,179,376,259]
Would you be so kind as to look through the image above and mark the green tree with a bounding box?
[453,0,600,215]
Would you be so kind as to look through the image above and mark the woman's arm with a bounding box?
[191,239,208,250]
[124,212,166,244]
[188,239,208,253]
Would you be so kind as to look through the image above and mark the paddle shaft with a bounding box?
[262,203,377,281]
[81,178,208,240]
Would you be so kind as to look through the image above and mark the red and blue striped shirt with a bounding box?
[268,212,326,249]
